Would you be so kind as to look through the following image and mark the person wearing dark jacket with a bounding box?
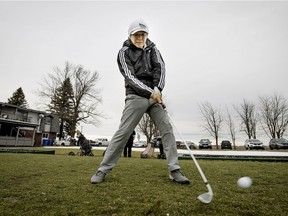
[123,130,136,157]
[91,19,190,185]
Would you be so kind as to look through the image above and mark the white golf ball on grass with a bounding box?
[237,176,252,188]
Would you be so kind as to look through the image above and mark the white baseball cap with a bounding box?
[128,19,149,36]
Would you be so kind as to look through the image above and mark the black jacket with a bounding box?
[117,38,165,99]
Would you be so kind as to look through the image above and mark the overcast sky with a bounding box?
[1,1,288,143]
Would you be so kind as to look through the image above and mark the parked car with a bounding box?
[133,140,147,147]
[54,137,76,146]
[244,139,265,150]
[94,138,109,146]
[177,141,197,149]
[221,140,232,150]
[199,139,212,149]
[269,138,288,150]
[176,141,182,148]
[90,140,99,146]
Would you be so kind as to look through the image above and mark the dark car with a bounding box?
[221,140,232,150]
[269,138,288,150]
[177,141,197,150]
[199,139,212,149]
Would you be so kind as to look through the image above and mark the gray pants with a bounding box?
[98,94,180,173]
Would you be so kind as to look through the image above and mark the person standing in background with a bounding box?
[123,130,136,157]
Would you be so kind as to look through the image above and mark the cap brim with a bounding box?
[131,29,149,35]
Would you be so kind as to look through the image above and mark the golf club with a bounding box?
[154,87,213,203]
[166,111,213,204]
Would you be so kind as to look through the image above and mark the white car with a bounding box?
[244,139,265,150]
[94,138,109,146]
[133,140,147,147]
[54,137,76,146]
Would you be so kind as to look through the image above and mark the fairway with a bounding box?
[0,149,287,216]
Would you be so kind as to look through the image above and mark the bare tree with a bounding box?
[259,93,288,138]
[235,100,258,139]
[137,113,156,143]
[199,102,223,149]
[226,108,236,150]
[137,97,170,143]
[38,61,104,137]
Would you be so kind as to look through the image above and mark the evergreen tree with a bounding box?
[7,87,28,108]
[49,78,74,140]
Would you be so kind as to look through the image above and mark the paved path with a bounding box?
[45,146,288,157]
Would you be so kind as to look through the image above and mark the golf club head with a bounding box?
[197,192,213,204]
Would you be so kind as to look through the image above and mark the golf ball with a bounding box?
[237,176,252,188]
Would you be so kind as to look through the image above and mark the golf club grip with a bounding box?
[153,87,166,109]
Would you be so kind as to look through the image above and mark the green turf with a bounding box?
[0,149,287,216]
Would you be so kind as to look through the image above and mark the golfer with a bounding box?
[91,19,190,184]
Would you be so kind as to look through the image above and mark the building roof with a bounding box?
[0,118,39,128]
[0,102,46,114]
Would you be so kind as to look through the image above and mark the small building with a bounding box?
[0,102,59,147]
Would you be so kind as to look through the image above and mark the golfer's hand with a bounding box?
[151,92,162,104]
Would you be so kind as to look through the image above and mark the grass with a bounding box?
[0,148,288,216]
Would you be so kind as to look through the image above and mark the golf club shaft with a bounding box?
[153,87,210,185]
[166,112,209,184]
[154,88,213,202]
